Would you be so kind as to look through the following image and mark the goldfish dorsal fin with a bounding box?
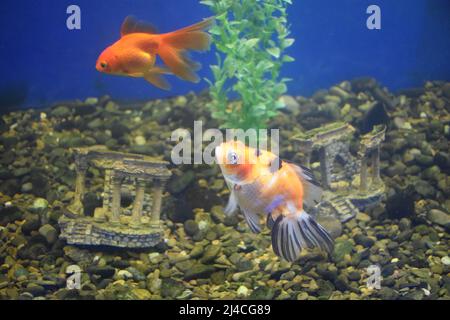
[121,16,158,36]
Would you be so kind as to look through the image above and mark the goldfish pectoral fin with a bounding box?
[150,66,172,75]
[127,72,145,78]
[242,209,261,234]
[121,15,158,36]
[271,211,334,262]
[289,163,323,208]
[224,190,238,216]
[143,71,171,90]
[158,47,200,83]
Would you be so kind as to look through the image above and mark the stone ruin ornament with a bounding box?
[292,122,386,222]
[59,147,171,248]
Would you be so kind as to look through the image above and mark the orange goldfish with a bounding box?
[215,140,334,262]
[96,16,213,90]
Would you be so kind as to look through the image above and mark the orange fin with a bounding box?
[157,17,214,82]
[121,16,158,36]
[171,17,215,34]
[158,47,200,82]
[163,17,214,51]
[143,67,171,90]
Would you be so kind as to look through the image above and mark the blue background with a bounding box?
[0,0,449,108]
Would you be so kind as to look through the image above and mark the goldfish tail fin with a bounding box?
[163,17,214,51]
[271,210,334,262]
[143,67,171,90]
[266,213,275,229]
[242,208,261,233]
[158,17,214,82]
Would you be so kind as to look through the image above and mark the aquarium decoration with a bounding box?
[292,122,386,222]
[59,147,171,248]
[201,0,294,129]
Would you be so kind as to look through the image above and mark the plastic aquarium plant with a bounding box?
[201,0,294,130]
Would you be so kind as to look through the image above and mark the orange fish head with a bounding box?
[96,47,118,74]
[215,140,258,183]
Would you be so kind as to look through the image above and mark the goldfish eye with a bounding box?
[100,62,108,69]
[228,152,238,165]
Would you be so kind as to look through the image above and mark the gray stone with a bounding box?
[21,215,41,234]
[399,218,412,231]
[184,220,199,237]
[279,95,300,114]
[414,180,436,197]
[51,106,71,117]
[354,234,375,247]
[161,278,185,298]
[428,209,450,228]
[333,239,353,262]
[38,224,58,244]
[21,182,33,193]
[200,245,221,264]
[317,216,342,238]
[184,264,215,280]
[168,171,195,194]
[86,266,116,278]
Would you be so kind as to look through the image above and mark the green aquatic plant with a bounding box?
[201,0,294,129]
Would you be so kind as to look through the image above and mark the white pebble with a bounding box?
[236,285,249,297]
[441,256,450,266]
[117,270,133,280]
[421,288,431,296]
[198,220,208,231]
[134,136,146,146]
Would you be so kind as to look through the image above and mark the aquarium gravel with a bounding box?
[0,78,449,300]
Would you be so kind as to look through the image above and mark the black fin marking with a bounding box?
[298,221,314,249]
[269,156,282,173]
[296,163,322,188]
[242,209,261,233]
[301,219,321,248]
[308,217,334,253]
[271,215,283,258]
[286,223,296,262]
[121,16,158,36]
[266,213,275,229]
[270,211,334,262]
[280,222,287,261]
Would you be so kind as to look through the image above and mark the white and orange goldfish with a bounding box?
[215,140,333,262]
[96,16,213,90]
